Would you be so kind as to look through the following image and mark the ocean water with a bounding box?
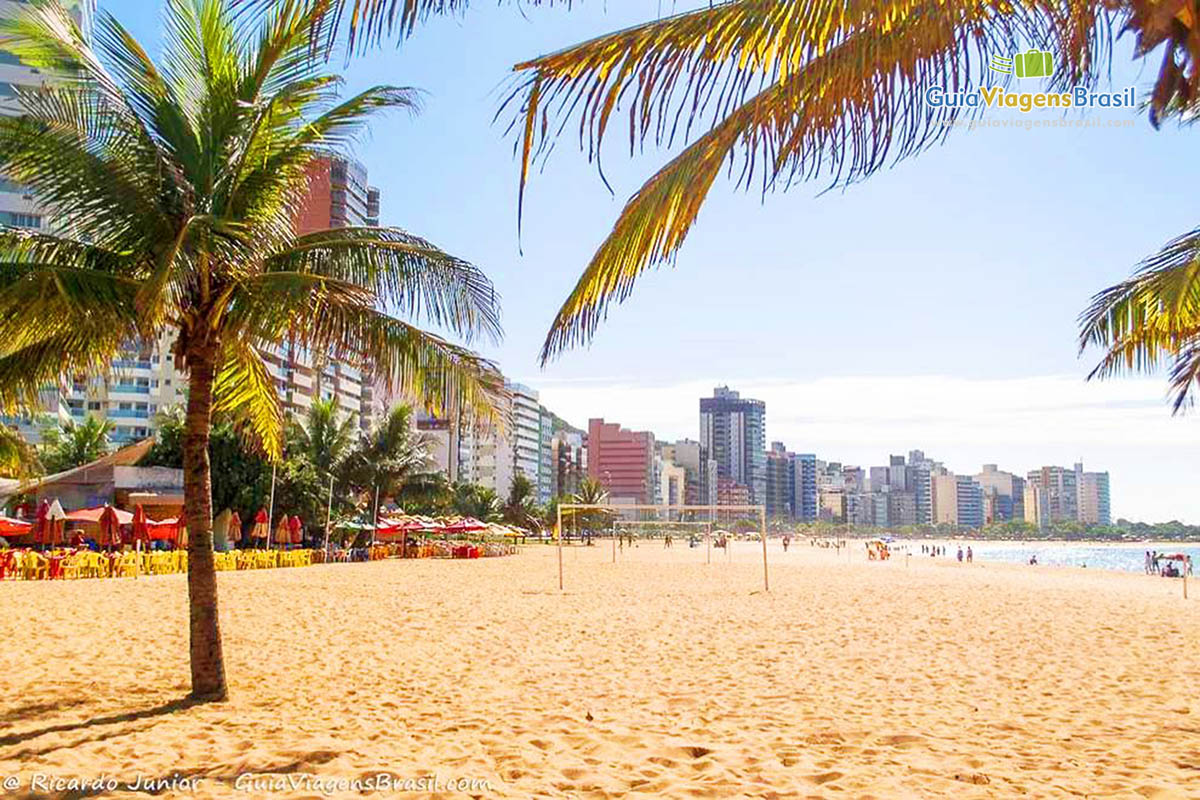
[912,542,1199,573]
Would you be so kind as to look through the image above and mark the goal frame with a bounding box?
[554,503,769,592]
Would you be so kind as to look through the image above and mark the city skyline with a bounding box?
[28,1,1200,524]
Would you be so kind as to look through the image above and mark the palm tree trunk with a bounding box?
[183,340,227,702]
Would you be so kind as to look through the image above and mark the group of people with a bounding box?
[918,543,974,563]
[1145,550,1191,577]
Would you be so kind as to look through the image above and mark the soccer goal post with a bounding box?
[554,503,769,592]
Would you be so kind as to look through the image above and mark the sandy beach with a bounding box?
[1,542,1197,799]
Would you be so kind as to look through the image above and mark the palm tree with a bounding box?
[451,481,502,521]
[40,415,115,473]
[0,424,39,479]
[1079,231,1200,411]
[502,473,540,529]
[571,476,611,543]
[345,404,442,515]
[0,0,502,701]
[326,0,1200,365]
[294,397,357,481]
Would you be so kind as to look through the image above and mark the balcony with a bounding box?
[108,409,149,420]
[112,359,153,370]
[109,384,151,395]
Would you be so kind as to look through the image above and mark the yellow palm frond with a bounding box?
[1079,228,1200,411]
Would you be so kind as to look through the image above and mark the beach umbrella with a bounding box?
[46,499,67,546]
[0,516,31,538]
[274,514,290,545]
[176,518,188,549]
[213,508,231,552]
[227,510,242,544]
[31,499,49,545]
[251,508,269,543]
[98,504,122,547]
[288,515,303,545]
[131,504,151,547]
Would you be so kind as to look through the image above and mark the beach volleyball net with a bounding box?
[553,504,768,591]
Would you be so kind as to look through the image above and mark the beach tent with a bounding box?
[65,505,135,525]
[147,517,180,541]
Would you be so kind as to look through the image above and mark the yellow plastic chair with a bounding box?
[23,552,49,580]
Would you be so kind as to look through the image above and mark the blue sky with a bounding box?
[100,1,1200,522]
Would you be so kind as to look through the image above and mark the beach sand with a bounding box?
[1,542,1197,798]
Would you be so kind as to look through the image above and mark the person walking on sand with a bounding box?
[957,546,963,563]
[966,546,973,563]
[782,534,791,552]
[1145,550,1152,574]
[664,532,673,549]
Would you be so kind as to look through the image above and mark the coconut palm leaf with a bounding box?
[1079,229,1200,411]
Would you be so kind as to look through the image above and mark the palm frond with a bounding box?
[1079,228,1200,411]
[267,226,502,343]
[213,337,286,459]
[532,7,1057,361]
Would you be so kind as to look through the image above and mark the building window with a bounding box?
[0,210,42,229]
[87,401,100,411]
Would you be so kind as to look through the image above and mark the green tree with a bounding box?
[502,473,541,530]
[450,481,501,521]
[0,423,40,479]
[344,405,442,517]
[569,476,611,541]
[40,415,115,473]
[0,0,502,701]
[293,397,357,483]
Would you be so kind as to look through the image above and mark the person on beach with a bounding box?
[966,546,973,563]
[1029,554,1038,565]
[1145,550,1152,574]
[664,532,672,549]
[1151,550,1160,575]
[957,546,963,563]
[782,535,791,552]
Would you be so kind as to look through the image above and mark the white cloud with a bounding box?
[531,374,1200,524]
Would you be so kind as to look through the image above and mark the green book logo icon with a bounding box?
[1014,49,1053,79]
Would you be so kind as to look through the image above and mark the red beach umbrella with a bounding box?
[252,508,270,543]
[288,515,303,544]
[274,514,290,545]
[46,499,67,546]
[98,505,122,547]
[31,499,50,545]
[227,510,242,544]
[131,505,151,546]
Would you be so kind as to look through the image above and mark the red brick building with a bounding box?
[587,418,655,504]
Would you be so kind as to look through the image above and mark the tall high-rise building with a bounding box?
[505,382,553,503]
[551,430,586,498]
[296,155,379,233]
[1026,466,1079,523]
[1075,462,1112,526]
[792,453,818,522]
[587,418,655,504]
[699,386,766,504]
[764,442,793,518]
[974,464,1026,523]
[662,439,713,505]
[932,473,984,528]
